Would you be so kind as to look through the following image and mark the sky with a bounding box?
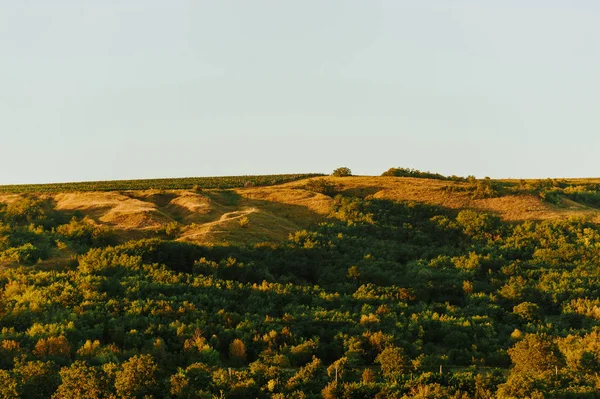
[1,1,599,184]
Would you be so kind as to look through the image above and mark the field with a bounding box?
[0,173,323,193]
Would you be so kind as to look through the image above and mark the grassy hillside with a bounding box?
[2,174,600,247]
[1,173,600,397]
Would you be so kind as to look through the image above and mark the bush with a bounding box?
[470,178,500,199]
[305,179,338,197]
[0,243,42,265]
[332,167,352,177]
[539,189,562,205]
[382,167,468,182]
[56,217,115,249]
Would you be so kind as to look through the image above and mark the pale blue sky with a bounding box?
[1,1,599,184]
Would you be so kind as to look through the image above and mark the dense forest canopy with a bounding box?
[1,171,600,398]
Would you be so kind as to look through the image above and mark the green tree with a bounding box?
[507,334,561,376]
[332,167,352,177]
[114,355,159,399]
[229,339,247,366]
[53,361,111,399]
[347,266,360,285]
[13,357,60,399]
[513,302,540,322]
[0,370,18,399]
[375,346,408,383]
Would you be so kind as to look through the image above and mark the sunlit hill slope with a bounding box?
[1,173,599,247]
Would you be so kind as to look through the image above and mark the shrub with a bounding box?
[163,222,181,238]
[56,217,115,249]
[539,189,562,205]
[382,167,468,182]
[332,167,352,177]
[305,179,337,197]
[470,178,500,199]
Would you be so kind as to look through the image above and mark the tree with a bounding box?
[53,361,111,399]
[326,357,348,382]
[507,334,561,376]
[375,346,408,383]
[13,357,60,399]
[286,357,324,392]
[170,363,213,398]
[361,368,376,384]
[229,339,247,365]
[0,370,18,399]
[114,355,159,398]
[497,334,563,397]
[513,302,540,322]
[332,167,352,177]
[347,266,360,284]
[33,336,71,360]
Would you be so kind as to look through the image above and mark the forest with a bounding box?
[0,172,600,398]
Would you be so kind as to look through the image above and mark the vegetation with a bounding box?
[382,167,471,182]
[332,167,352,177]
[304,179,338,197]
[2,172,600,397]
[0,174,323,194]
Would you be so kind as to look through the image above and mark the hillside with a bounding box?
[1,175,599,247]
[1,173,600,398]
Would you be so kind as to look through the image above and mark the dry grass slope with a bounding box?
[2,175,600,246]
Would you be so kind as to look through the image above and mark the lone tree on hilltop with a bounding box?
[332,167,352,177]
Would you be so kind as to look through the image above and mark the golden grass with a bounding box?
[179,208,299,246]
[293,176,600,223]
[0,194,24,204]
[54,192,173,229]
[2,175,600,245]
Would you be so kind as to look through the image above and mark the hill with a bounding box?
[1,173,600,397]
[1,174,600,247]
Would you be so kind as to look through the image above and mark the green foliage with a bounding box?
[13,358,60,399]
[539,188,562,205]
[1,182,600,397]
[304,179,337,197]
[332,167,352,177]
[56,217,115,251]
[114,355,159,398]
[517,180,600,209]
[239,216,249,229]
[470,177,500,199]
[2,197,59,227]
[163,221,181,238]
[507,334,562,376]
[0,174,323,194]
[229,339,247,366]
[0,370,18,399]
[53,361,111,399]
[382,167,469,182]
[375,346,408,383]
